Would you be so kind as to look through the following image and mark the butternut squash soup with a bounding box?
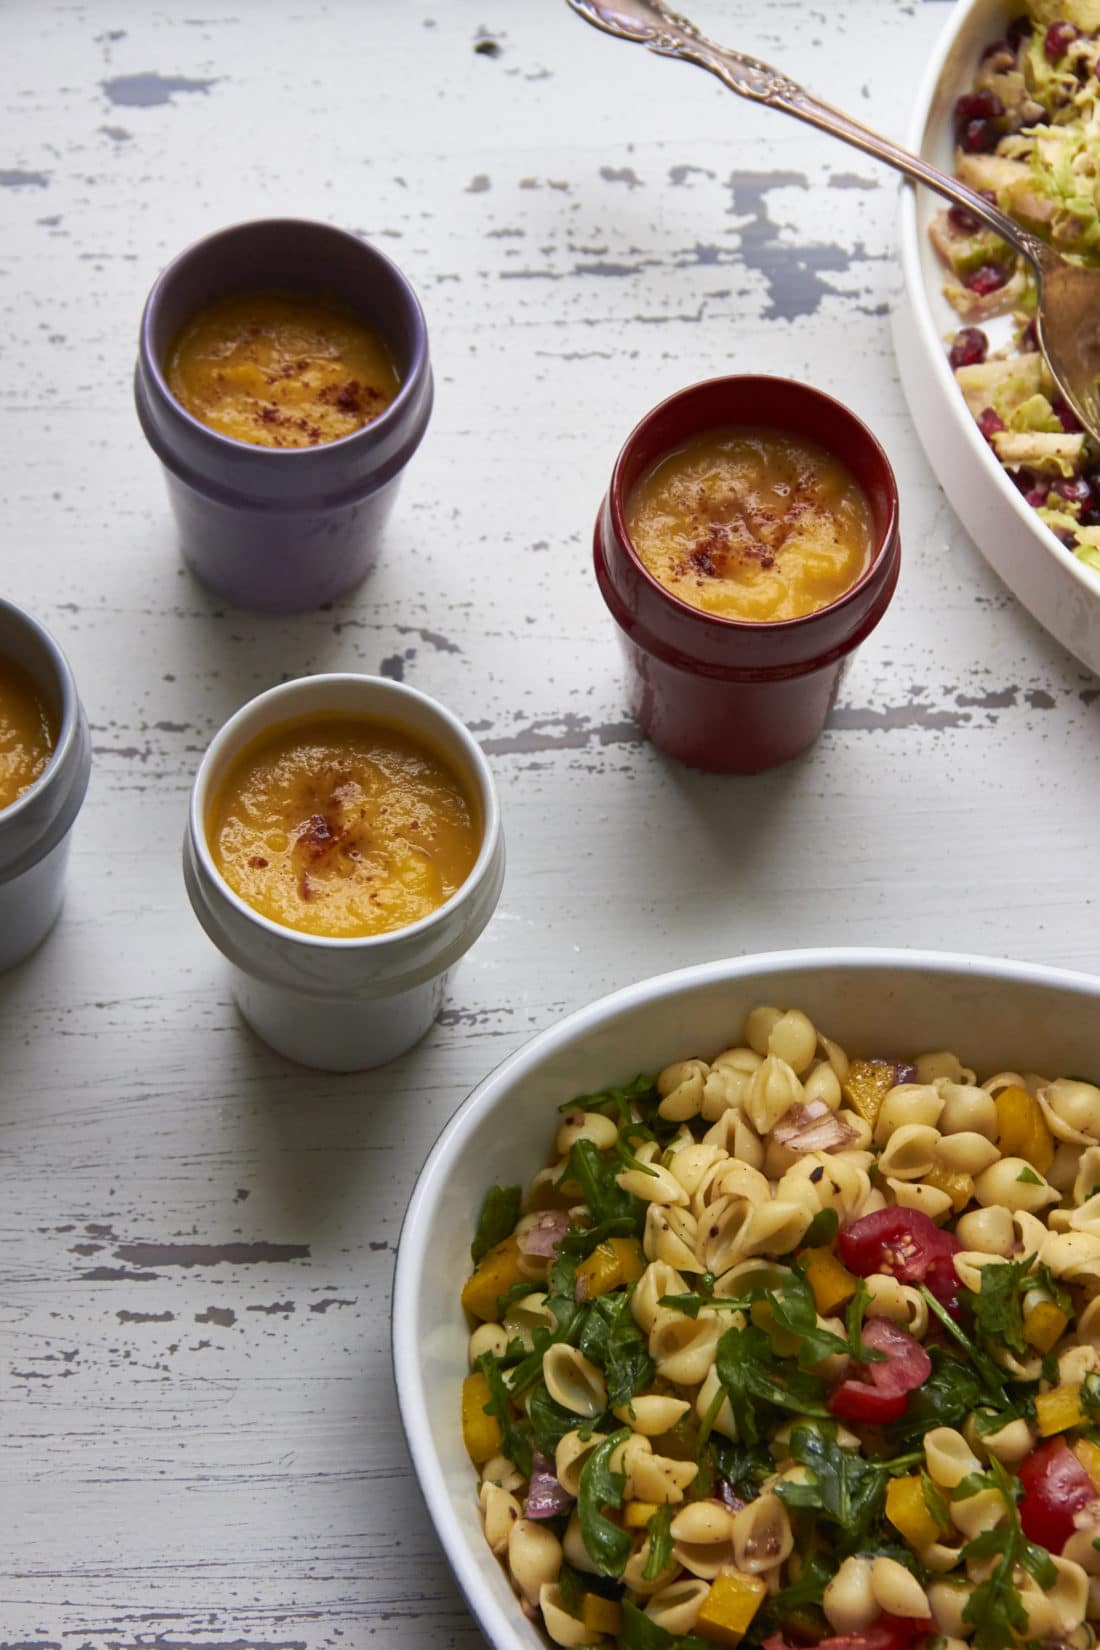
[166,290,401,449]
[625,426,875,623]
[207,715,480,938]
[0,659,57,810]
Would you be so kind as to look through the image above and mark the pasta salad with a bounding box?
[459,1004,1100,1650]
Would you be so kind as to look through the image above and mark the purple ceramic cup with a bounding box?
[134,218,433,613]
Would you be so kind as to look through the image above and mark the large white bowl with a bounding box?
[393,947,1100,1650]
[893,0,1100,674]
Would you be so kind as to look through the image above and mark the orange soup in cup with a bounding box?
[166,290,401,449]
[0,659,57,810]
[625,426,874,623]
[207,714,480,938]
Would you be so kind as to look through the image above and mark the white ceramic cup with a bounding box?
[0,599,91,972]
[183,673,505,1071]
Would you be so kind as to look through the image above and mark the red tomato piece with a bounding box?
[818,1617,935,1650]
[827,1317,932,1423]
[1018,1437,1095,1551]
[838,1208,961,1307]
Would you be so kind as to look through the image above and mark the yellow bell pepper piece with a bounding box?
[885,1474,943,1550]
[461,1234,526,1322]
[842,1060,899,1129]
[1074,1437,1100,1493]
[1024,1299,1070,1354]
[922,1163,974,1214]
[1035,1382,1085,1437]
[461,1371,502,1463]
[801,1246,859,1315]
[995,1084,1055,1175]
[581,1594,622,1636]
[624,1500,660,1529]
[695,1572,768,1646]
[576,1236,646,1299]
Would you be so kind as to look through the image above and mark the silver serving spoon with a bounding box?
[567,0,1100,445]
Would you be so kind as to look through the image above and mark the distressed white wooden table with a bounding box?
[3,1,1098,1644]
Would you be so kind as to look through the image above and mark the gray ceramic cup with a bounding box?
[134,218,433,613]
[0,600,91,971]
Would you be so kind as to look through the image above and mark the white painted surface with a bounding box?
[1,1,1097,1645]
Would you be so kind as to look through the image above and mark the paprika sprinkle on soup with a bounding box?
[166,290,401,449]
[625,425,874,623]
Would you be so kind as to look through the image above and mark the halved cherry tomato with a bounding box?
[764,1614,934,1650]
[1018,1436,1095,1551]
[828,1316,932,1424]
[838,1207,961,1308]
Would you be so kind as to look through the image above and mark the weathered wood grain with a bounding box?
[2,0,1098,1644]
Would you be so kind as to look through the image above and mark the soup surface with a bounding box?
[625,426,875,622]
[166,290,401,448]
[207,714,480,938]
[0,659,57,811]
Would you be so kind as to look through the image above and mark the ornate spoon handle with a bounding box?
[567,0,1047,268]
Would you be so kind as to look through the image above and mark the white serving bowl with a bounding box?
[893,0,1100,674]
[393,947,1100,1649]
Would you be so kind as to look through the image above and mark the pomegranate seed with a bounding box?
[1019,318,1039,352]
[1012,467,1035,493]
[955,89,1005,126]
[1026,485,1052,507]
[1052,395,1082,433]
[1006,15,1033,50]
[1081,505,1100,526]
[978,407,1005,441]
[949,189,998,234]
[961,118,1001,153]
[1054,475,1092,505]
[963,263,1010,296]
[948,327,989,369]
[1045,20,1078,61]
[1053,526,1078,548]
[981,37,1012,60]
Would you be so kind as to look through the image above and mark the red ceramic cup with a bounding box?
[594,376,901,774]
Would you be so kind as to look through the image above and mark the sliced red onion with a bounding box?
[714,1479,746,1512]
[773,1101,857,1154]
[524,1451,574,1519]
[517,1211,571,1258]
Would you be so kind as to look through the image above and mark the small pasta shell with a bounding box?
[731,1492,793,1574]
[708,1158,773,1207]
[1073,1145,1100,1207]
[879,1124,941,1180]
[648,1308,723,1386]
[657,1059,708,1122]
[481,1453,525,1495]
[616,1157,689,1207]
[540,1583,591,1646]
[644,1201,703,1274]
[555,1430,605,1498]
[701,1063,750,1122]
[562,1509,601,1575]
[643,1578,709,1635]
[670,1499,738,1579]
[469,1322,509,1366]
[823,1555,877,1633]
[873,1084,944,1146]
[614,1394,691,1437]
[870,1556,929,1618]
[668,1143,726,1198]
[937,1081,998,1139]
[890,1176,954,1220]
[928,1580,973,1637]
[631,1448,698,1505]
[936,1131,1000,1176]
[745,1055,804,1136]
[632,1260,688,1334]
[954,1204,1014,1256]
[976,1416,1033,1466]
[542,1345,606,1417]
[818,1031,850,1082]
[767,1009,818,1074]
[950,1486,1006,1541]
[695,1364,737,1441]
[1041,1230,1100,1283]
[621,1539,680,1597]
[745,1006,783,1056]
[803,1060,842,1110]
[1038,1078,1100,1145]
[479,1481,521,1555]
[925,1427,981,1488]
[555,1109,619,1155]
[972,1156,1059,1213]
[919,1053,965,1085]
[507,1517,562,1605]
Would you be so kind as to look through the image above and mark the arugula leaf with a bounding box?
[528,1380,590,1457]
[887,1349,985,1443]
[643,1502,673,1581]
[619,1599,709,1650]
[475,1351,533,1477]
[471,1183,522,1263]
[657,1290,752,1319]
[961,1457,1056,1650]
[765,1273,851,1369]
[919,1285,1011,1409]
[774,1421,888,1553]
[578,1288,655,1411]
[557,1561,586,1616]
[961,1254,1035,1358]
[802,1206,840,1248]
[716,1323,830,1446]
[577,1427,632,1577]
[710,1437,774,1503]
[503,1252,583,1396]
[557,1139,647,1249]
[921,1468,952,1535]
[559,1073,657,1124]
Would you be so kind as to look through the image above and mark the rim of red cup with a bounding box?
[601,374,900,674]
